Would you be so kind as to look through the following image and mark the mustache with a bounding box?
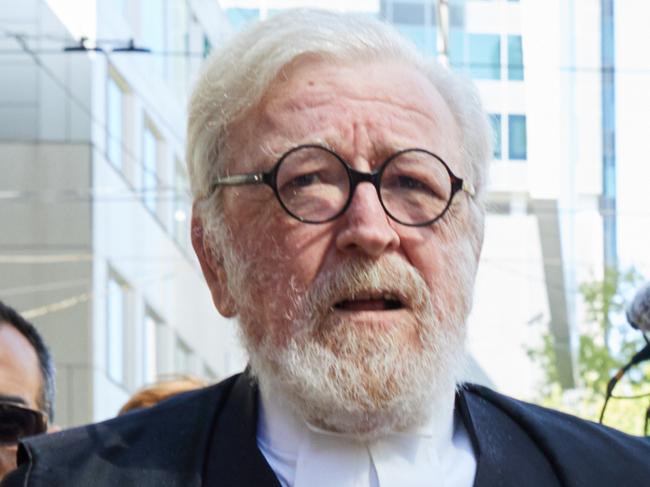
[290,255,429,319]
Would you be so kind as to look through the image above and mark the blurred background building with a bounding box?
[0,0,246,428]
[1,0,649,428]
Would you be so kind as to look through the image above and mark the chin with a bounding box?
[247,308,467,440]
[235,250,474,437]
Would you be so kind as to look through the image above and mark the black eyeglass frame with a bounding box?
[210,144,476,227]
[0,402,48,445]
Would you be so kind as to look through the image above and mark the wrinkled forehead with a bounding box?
[227,57,461,171]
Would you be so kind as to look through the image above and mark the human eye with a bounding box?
[277,147,343,194]
[394,175,433,193]
[384,171,444,200]
[277,168,330,197]
[381,151,451,202]
[284,171,321,190]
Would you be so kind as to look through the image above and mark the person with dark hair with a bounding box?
[0,301,55,480]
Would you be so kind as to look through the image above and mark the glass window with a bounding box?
[113,0,128,17]
[489,113,502,160]
[468,33,500,80]
[155,321,167,376]
[508,114,527,160]
[449,28,466,72]
[169,0,189,97]
[173,160,190,249]
[203,34,212,59]
[379,0,389,18]
[175,337,192,374]
[141,0,166,77]
[226,8,260,30]
[508,35,524,81]
[107,274,126,384]
[393,3,425,25]
[449,3,465,28]
[396,25,436,56]
[142,125,158,213]
[106,76,124,170]
[142,311,158,385]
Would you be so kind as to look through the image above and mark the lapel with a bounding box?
[201,374,566,487]
[457,387,562,487]
[202,372,281,487]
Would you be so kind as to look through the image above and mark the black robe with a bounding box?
[3,372,650,486]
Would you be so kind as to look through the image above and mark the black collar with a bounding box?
[202,372,281,487]
[202,375,560,487]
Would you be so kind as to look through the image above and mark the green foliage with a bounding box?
[537,380,650,435]
[528,266,648,435]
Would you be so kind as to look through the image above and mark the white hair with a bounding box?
[186,9,492,213]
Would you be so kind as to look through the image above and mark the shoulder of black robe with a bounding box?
[461,383,650,487]
[0,373,244,487]
[5,374,649,487]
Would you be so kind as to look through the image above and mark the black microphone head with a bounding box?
[627,281,650,332]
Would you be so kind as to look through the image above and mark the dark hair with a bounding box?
[0,300,55,420]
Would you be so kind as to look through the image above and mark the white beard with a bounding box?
[225,248,473,440]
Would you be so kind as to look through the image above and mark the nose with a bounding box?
[336,182,400,258]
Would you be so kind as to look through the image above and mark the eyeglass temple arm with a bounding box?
[210,173,266,193]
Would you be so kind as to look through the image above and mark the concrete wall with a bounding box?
[0,142,93,426]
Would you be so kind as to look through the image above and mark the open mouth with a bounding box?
[333,293,405,311]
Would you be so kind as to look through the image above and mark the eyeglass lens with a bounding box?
[0,404,46,444]
[275,146,452,224]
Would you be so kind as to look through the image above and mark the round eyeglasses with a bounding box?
[210,144,475,227]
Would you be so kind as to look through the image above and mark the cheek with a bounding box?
[399,226,449,281]
[253,215,335,285]
[233,218,334,322]
[0,445,17,474]
[283,226,335,280]
[401,227,475,303]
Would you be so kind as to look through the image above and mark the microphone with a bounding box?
[627,281,650,332]
[600,342,650,423]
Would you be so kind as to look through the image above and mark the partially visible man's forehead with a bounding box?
[269,58,452,122]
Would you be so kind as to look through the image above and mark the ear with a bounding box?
[191,205,237,317]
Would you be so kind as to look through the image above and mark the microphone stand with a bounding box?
[599,337,650,426]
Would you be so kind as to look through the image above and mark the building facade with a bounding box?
[0,0,246,427]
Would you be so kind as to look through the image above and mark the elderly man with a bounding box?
[0,301,54,481]
[3,9,650,487]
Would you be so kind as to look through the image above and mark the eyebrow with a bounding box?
[261,137,333,160]
[0,394,28,406]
